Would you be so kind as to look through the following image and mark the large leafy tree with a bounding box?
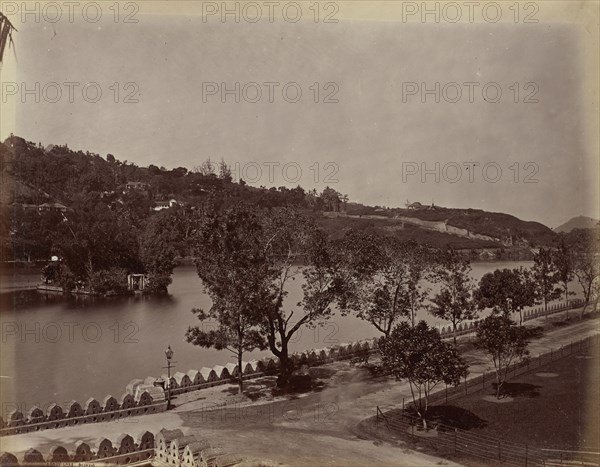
[552,234,575,305]
[403,241,434,327]
[474,315,529,398]
[568,229,600,316]
[532,247,561,312]
[379,321,467,429]
[339,235,433,336]
[335,232,401,337]
[140,204,206,293]
[52,197,143,290]
[139,209,181,293]
[186,204,271,391]
[261,208,347,386]
[475,268,537,325]
[186,204,347,388]
[429,248,477,345]
[9,206,60,261]
[320,186,343,212]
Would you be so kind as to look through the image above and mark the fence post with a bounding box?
[454,429,457,454]
[445,384,448,403]
[482,372,485,389]
[402,398,405,414]
[464,375,467,395]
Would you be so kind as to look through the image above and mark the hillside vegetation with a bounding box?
[0,135,559,268]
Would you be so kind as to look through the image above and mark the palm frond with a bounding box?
[0,13,18,63]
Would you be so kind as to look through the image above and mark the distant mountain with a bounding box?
[554,216,599,233]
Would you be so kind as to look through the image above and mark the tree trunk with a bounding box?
[278,347,294,387]
[236,321,244,393]
[496,373,502,399]
[414,403,426,431]
[519,309,523,326]
[452,320,457,346]
[266,319,294,387]
[566,283,569,318]
[417,392,429,431]
[237,352,244,393]
[581,301,588,320]
[581,285,592,319]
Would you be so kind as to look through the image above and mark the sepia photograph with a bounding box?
[0,1,599,466]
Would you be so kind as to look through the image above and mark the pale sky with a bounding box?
[1,2,598,229]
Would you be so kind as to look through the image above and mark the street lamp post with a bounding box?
[163,345,175,409]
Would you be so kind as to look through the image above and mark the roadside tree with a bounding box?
[186,205,270,392]
[532,247,561,313]
[474,315,529,398]
[379,321,468,429]
[475,268,537,325]
[552,234,575,307]
[429,248,477,345]
[569,229,600,317]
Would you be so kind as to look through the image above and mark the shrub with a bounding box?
[58,266,76,293]
[89,268,128,294]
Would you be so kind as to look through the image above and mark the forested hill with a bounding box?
[1,135,557,269]
[0,135,311,210]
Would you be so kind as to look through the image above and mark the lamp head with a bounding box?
[165,345,173,361]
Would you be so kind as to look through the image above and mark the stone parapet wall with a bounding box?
[0,426,244,466]
[140,339,380,399]
[0,431,155,466]
[0,390,166,437]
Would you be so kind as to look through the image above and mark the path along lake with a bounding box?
[0,261,581,413]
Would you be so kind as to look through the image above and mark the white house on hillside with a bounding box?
[153,199,178,211]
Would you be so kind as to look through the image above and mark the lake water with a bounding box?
[0,261,581,414]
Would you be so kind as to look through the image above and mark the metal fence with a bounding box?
[375,333,600,467]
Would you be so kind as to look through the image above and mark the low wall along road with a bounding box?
[0,299,585,437]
